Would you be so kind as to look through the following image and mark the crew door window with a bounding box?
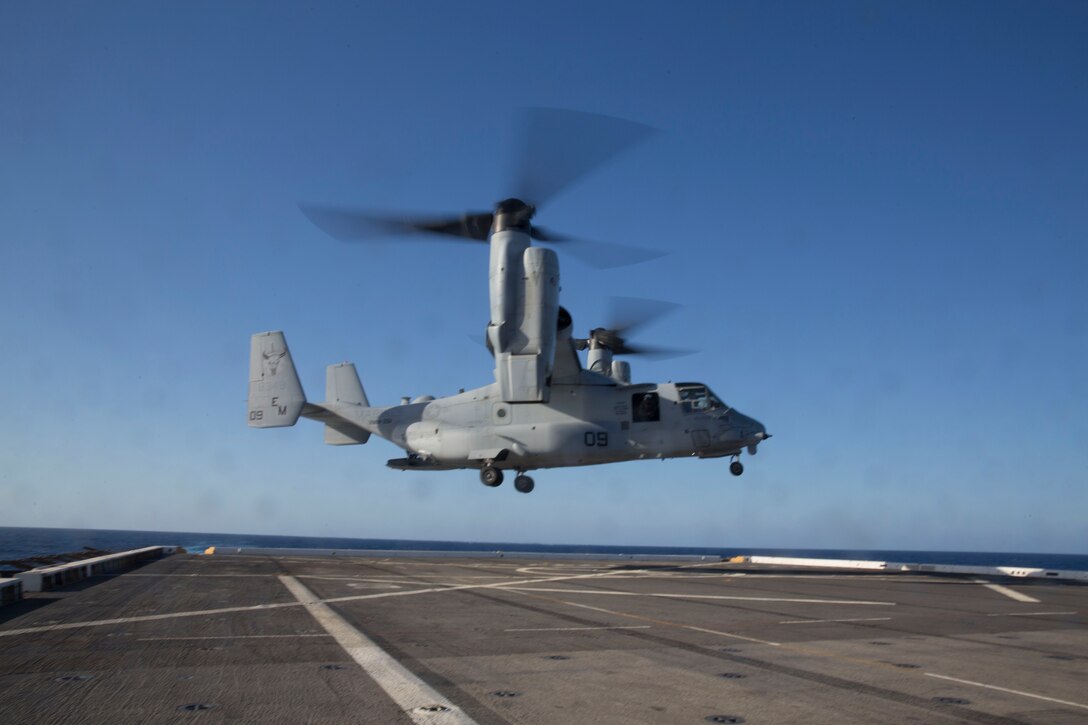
[632,392,660,423]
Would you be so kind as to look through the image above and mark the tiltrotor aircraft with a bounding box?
[247,109,769,493]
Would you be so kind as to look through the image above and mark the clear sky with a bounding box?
[2,1,1085,553]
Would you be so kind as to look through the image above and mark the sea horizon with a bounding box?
[2,525,1086,571]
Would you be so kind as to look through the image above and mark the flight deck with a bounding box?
[1,552,1085,724]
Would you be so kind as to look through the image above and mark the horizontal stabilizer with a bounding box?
[325,422,370,445]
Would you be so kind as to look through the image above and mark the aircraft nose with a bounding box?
[728,413,770,443]
[741,414,768,439]
[743,418,770,455]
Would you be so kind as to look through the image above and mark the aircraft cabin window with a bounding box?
[632,392,660,422]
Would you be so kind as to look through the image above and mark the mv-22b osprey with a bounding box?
[246,109,770,493]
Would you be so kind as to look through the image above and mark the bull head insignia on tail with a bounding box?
[262,347,287,377]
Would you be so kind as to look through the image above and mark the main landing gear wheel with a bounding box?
[480,466,504,487]
[729,460,744,477]
[514,475,535,494]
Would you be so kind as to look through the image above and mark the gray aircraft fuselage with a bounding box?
[373,379,767,472]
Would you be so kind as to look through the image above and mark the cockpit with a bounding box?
[676,383,727,413]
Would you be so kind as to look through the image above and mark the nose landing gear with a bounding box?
[729,458,744,476]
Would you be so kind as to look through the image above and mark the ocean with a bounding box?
[1,526,1086,570]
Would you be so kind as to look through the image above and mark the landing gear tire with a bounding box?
[480,466,504,487]
[729,460,744,477]
[514,475,535,494]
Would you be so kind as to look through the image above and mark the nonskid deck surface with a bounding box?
[0,555,1085,724]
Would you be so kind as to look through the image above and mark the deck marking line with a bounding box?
[280,575,477,725]
[0,601,305,638]
[0,565,885,640]
[973,579,1040,603]
[318,568,666,605]
[501,586,894,606]
[779,617,893,625]
[925,673,1088,711]
[674,624,781,647]
[127,573,274,578]
[0,569,662,638]
[536,596,782,647]
[985,611,1076,617]
[504,625,651,632]
[138,634,331,641]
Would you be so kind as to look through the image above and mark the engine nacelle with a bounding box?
[587,347,612,374]
[487,229,530,353]
[519,246,559,368]
[488,231,560,402]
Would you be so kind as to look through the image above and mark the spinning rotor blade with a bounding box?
[610,341,694,360]
[584,297,694,359]
[588,329,694,360]
[302,205,662,267]
[299,205,493,243]
[606,296,682,337]
[513,108,661,267]
[557,239,665,269]
[509,107,657,208]
[530,229,665,269]
[300,108,661,267]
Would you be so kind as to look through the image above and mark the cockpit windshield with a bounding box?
[676,384,727,412]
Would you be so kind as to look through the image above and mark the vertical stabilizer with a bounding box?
[248,332,306,427]
[326,362,369,406]
[323,362,371,445]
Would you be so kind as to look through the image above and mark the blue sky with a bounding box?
[1,1,1085,553]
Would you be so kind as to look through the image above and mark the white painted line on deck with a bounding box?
[280,575,477,725]
[504,625,651,632]
[778,617,892,625]
[2,565,886,640]
[0,568,665,639]
[985,611,1076,617]
[515,566,620,575]
[0,601,305,638]
[301,576,412,584]
[680,624,781,647]
[973,579,1040,603]
[925,673,1088,711]
[502,586,895,606]
[318,568,672,606]
[534,596,782,647]
[126,573,274,577]
[138,634,331,641]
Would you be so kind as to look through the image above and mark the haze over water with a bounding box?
[3,528,1086,574]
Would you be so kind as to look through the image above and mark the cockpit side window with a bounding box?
[676,384,726,413]
[632,392,660,422]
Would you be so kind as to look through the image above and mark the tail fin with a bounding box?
[248,331,306,427]
[323,363,371,445]
[326,362,369,406]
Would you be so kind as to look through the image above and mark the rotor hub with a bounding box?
[493,198,535,233]
[589,327,625,351]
